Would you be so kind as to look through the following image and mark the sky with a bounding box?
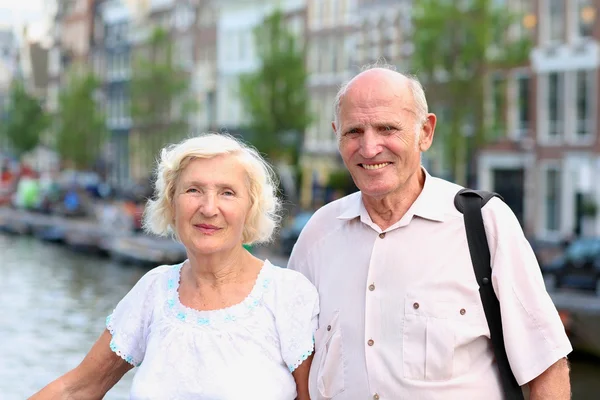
[0,0,50,41]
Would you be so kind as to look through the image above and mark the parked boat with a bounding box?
[106,234,187,267]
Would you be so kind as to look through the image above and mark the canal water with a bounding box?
[1,234,599,399]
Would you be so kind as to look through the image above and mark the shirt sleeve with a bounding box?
[274,269,320,373]
[484,198,573,385]
[105,266,167,367]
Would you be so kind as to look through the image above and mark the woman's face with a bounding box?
[172,155,252,256]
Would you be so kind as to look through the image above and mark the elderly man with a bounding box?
[288,65,572,400]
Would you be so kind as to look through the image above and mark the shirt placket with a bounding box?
[364,229,388,399]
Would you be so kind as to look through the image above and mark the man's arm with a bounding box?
[527,358,571,400]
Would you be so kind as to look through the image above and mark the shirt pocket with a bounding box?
[309,310,345,400]
[402,295,481,382]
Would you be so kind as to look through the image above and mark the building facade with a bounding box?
[301,0,358,208]
[478,0,600,240]
[215,0,306,134]
[0,28,19,151]
[95,0,133,187]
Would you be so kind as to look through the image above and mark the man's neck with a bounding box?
[362,168,426,231]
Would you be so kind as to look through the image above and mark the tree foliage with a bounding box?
[55,70,107,170]
[130,27,197,169]
[238,10,311,165]
[411,0,531,184]
[0,80,48,156]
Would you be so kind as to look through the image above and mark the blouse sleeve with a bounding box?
[275,269,320,373]
[105,266,167,367]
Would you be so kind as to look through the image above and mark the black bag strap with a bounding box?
[454,188,524,400]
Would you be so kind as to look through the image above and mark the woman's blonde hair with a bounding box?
[143,133,282,244]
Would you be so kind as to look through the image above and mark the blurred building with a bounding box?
[0,28,18,148]
[186,1,217,134]
[18,36,50,100]
[215,0,306,136]
[478,0,600,240]
[93,0,133,187]
[300,0,358,208]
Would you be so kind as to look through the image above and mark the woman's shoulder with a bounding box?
[132,263,180,290]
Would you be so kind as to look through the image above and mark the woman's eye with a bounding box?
[186,188,199,193]
[223,191,234,196]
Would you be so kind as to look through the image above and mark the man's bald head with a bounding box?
[333,65,428,132]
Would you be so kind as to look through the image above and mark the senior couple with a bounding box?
[32,66,572,399]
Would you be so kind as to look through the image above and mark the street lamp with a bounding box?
[581,6,596,25]
[522,14,537,30]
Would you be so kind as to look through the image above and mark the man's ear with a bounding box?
[332,121,337,135]
[418,113,436,152]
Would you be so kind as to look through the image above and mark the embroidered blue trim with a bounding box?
[288,337,316,373]
[106,313,142,367]
[165,263,273,327]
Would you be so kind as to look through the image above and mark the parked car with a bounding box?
[542,237,600,296]
[280,211,314,255]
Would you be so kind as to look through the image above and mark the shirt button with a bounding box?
[327,325,331,331]
[373,394,380,400]
[413,302,420,309]
[367,339,374,346]
[369,283,375,291]
[379,232,386,238]
[460,308,466,315]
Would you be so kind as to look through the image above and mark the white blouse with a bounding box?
[106,260,319,400]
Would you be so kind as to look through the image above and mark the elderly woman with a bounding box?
[31,134,318,400]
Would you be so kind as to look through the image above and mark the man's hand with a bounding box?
[528,358,571,400]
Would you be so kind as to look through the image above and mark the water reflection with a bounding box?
[0,235,141,399]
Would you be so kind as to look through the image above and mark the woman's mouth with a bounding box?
[194,224,221,234]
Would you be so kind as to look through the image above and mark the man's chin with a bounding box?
[359,186,394,200]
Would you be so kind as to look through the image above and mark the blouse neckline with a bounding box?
[165,259,274,327]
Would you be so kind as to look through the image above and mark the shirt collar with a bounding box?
[336,168,450,225]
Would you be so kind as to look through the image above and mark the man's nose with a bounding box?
[359,129,382,159]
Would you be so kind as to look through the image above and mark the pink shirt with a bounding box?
[288,170,572,400]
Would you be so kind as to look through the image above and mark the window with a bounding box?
[331,38,338,73]
[578,0,595,37]
[545,167,561,232]
[547,72,563,137]
[239,31,247,62]
[576,70,593,136]
[206,91,216,128]
[516,75,530,134]
[491,74,506,138]
[548,0,564,42]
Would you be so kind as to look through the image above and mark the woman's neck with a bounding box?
[185,246,260,289]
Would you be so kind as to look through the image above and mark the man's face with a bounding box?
[334,76,435,200]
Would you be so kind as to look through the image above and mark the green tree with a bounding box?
[0,80,48,156]
[130,27,197,171]
[411,0,531,185]
[238,10,311,166]
[55,71,107,170]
